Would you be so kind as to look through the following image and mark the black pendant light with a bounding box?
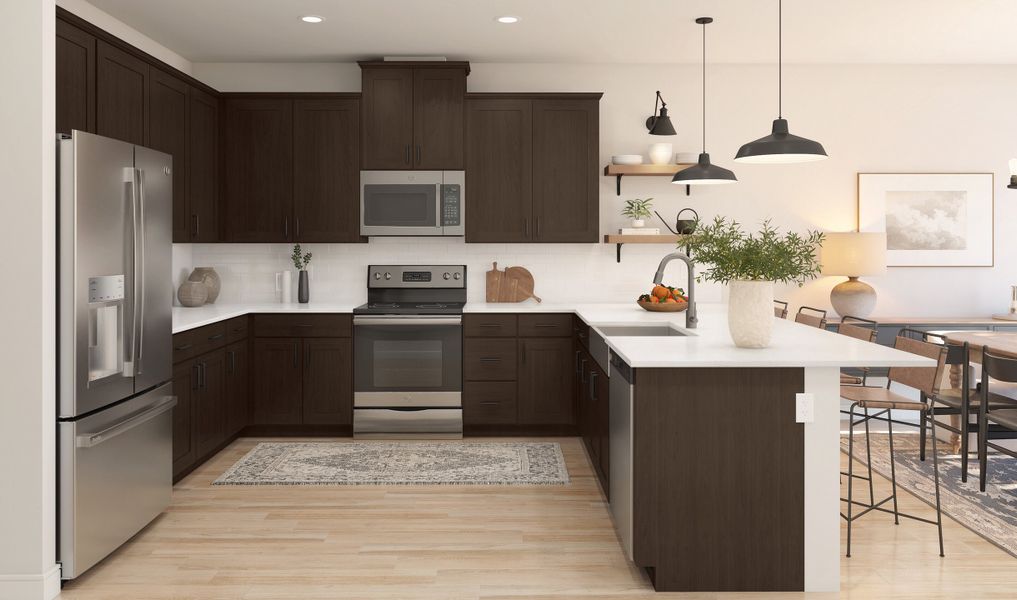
[673,17,737,186]
[735,0,827,163]
[646,91,677,135]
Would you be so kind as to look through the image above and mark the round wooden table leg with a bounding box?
[948,363,962,453]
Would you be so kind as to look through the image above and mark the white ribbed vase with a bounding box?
[727,280,774,349]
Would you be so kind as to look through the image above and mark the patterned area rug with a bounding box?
[841,433,1017,557]
[214,441,570,486]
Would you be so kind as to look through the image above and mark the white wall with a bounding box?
[57,0,192,74]
[0,0,59,597]
[190,60,1017,316]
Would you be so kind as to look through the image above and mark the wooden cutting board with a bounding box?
[485,262,542,303]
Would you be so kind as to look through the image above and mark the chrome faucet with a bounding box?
[652,252,697,329]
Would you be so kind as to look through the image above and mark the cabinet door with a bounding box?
[412,68,465,169]
[96,40,148,145]
[518,337,575,425]
[224,98,293,242]
[532,99,599,242]
[147,69,189,243]
[361,68,414,169]
[194,350,226,459]
[187,87,219,242]
[224,340,249,437]
[172,361,196,479]
[302,338,353,425]
[465,98,532,242]
[595,362,610,488]
[252,338,303,424]
[56,20,95,135]
[293,99,361,242]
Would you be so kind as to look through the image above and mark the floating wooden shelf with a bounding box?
[603,163,695,196]
[604,234,688,262]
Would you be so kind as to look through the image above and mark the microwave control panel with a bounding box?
[441,184,461,227]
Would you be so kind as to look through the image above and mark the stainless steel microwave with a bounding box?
[360,171,465,237]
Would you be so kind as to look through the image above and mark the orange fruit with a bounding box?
[652,285,670,300]
[664,297,677,303]
[649,296,660,303]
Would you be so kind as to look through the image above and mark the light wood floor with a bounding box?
[59,437,1017,599]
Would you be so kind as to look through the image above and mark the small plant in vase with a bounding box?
[622,198,654,228]
[683,217,824,348]
[291,244,313,304]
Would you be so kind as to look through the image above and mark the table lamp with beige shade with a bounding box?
[821,232,887,317]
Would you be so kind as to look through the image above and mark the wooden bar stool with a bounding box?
[839,329,947,558]
[978,348,1017,492]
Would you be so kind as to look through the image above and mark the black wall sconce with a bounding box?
[1010,159,1017,189]
[646,91,677,136]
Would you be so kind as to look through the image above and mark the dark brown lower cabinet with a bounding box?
[517,337,574,425]
[302,338,353,425]
[576,342,609,491]
[252,338,303,425]
[171,362,196,479]
[224,340,249,437]
[193,349,226,459]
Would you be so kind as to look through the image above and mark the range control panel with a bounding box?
[368,265,466,289]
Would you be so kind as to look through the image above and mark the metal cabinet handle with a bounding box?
[207,333,225,341]
[416,145,422,165]
[405,145,411,165]
[535,216,541,239]
[284,217,290,238]
[523,218,530,239]
[295,217,300,239]
[192,363,200,390]
[293,324,314,328]
[534,324,558,329]
[479,401,501,406]
[479,357,502,363]
[191,214,199,238]
[175,343,194,351]
[575,350,582,375]
[589,371,598,401]
[580,359,588,383]
[228,350,236,374]
[478,323,501,328]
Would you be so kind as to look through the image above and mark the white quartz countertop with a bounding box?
[173,301,931,369]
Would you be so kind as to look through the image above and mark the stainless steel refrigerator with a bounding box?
[57,131,176,580]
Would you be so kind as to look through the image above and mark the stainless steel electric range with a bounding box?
[352,265,466,438]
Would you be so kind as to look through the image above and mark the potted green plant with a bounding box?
[621,198,654,228]
[291,244,313,304]
[683,216,824,348]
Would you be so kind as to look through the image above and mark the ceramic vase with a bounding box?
[648,143,673,165]
[727,280,774,348]
[188,267,221,303]
[298,270,309,304]
[177,281,208,307]
[631,219,646,228]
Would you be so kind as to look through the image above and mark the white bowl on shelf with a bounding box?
[612,155,643,165]
[676,152,699,164]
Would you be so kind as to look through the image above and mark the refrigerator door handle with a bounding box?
[75,396,177,448]
[135,168,146,375]
[123,167,138,377]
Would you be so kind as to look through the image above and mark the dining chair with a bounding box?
[774,300,789,319]
[839,329,947,558]
[977,348,1017,492]
[795,306,828,329]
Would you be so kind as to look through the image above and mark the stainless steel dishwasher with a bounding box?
[609,350,634,560]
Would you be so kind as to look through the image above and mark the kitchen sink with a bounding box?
[595,324,689,337]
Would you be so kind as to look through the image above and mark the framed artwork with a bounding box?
[857,173,994,267]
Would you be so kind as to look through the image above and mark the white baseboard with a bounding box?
[0,564,61,599]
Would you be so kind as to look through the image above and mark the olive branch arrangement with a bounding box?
[291,244,313,271]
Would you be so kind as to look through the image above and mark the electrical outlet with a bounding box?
[795,393,815,423]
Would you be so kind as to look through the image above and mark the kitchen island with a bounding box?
[173,301,931,593]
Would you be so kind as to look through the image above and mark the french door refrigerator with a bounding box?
[57,131,176,579]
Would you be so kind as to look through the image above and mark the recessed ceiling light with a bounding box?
[496,16,520,24]
[301,15,324,23]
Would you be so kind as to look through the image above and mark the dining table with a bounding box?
[942,330,1017,451]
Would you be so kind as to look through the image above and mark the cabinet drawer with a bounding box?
[464,382,518,425]
[519,314,572,337]
[464,314,517,337]
[464,339,517,381]
[173,322,227,363]
[253,314,352,338]
[225,316,249,344]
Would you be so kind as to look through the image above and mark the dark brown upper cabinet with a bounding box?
[96,40,149,145]
[293,98,362,242]
[56,19,95,135]
[186,87,220,242]
[465,98,533,243]
[465,94,601,243]
[360,62,468,170]
[223,98,294,242]
[147,69,189,242]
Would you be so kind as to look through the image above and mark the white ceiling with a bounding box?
[85,0,1017,64]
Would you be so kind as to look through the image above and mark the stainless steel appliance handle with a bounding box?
[435,183,443,227]
[135,168,146,374]
[353,316,462,327]
[123,167,138,375]
[76,396,177,448]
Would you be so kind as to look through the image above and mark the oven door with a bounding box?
[353,315,462,407]
[360,171,442,236]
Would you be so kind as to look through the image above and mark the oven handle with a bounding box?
[353,316,462,327]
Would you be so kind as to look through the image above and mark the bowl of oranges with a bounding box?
[637,285,689,312]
